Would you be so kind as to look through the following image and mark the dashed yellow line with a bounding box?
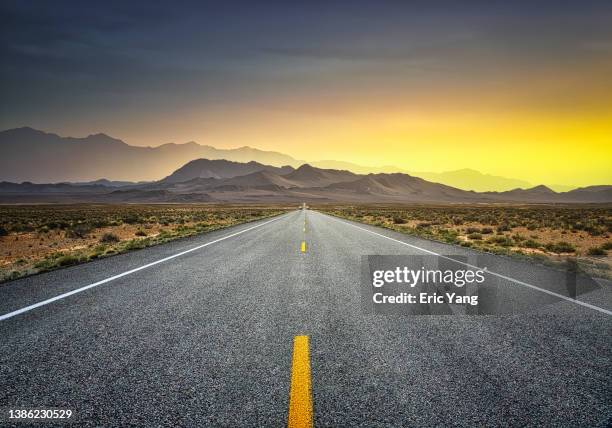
[288,336,313,428]
[301,213,307,251]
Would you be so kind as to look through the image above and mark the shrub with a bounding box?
[46,221,70,230]
[34,259,53,269]
[481,227,493,234]
[91,245,107,256]
[57,255,80,266]
[392,217,406,224]
[66,223,92,238]
[601,242,612,250]
[123,238,150,251]
[497,224,511,232]
[488,236,514,247]
[438,228,459,244]
[524,239,541,248]
[122,214,140,224]
[545,241,575,253]
[467,233,482,240]
[135,230,147,237]
[100,233,120,243]
[584,225,603,236]
[0,226,7,237]
[466,227,481,234]
[587,247,606,256]
[12,223,34,232]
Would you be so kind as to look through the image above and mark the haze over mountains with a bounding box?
[0,127,576,192]
[310,161,533,192]
[0,127,297,183]
[1,156,610,204]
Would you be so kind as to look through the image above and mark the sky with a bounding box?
[1,0,611,187]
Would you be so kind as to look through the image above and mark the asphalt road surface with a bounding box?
[1,210,610,427]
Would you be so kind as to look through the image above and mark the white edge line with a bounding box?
[319,212,612,316]
[0,214,287,322]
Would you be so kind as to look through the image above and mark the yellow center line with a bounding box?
[288,335,313,428]
[301,241,306,252]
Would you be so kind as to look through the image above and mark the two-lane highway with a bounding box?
[1,210,610,426]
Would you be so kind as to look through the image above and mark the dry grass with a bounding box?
[0,204,290,282]
[318,204,612,279]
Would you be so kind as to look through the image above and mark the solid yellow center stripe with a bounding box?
[288,335,313,428]
[301,241,306,252]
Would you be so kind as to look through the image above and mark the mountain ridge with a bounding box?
[161,159,295,183]
[0,127,301,183]
[0,127,600,192]
[1,160,610,204]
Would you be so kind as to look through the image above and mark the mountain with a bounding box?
[0,181,108,194]
[0,160,610,204]
[0,126,608,202]
[139,163,612,203]
[0,127,300,183]
[325,173,481,200]
[73,179,145,187]
[486,185,557,201]
[412,169,532,192]
[161,159,294,183]
[103,189,213,203]
[283,164,358,187]
[220,170,299,189]
[0,127,587,193]
[311,161,534,192]
[309,160,395,174]
[486,185,612,203]
[559,185,612,203]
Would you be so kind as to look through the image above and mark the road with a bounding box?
[1,210,610,427]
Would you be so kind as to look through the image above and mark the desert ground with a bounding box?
[1,203,611,283]
[317,204,612,279]
[0,204,291,282]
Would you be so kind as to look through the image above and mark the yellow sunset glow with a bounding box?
[101,106,611,188]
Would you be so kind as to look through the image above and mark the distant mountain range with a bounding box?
[310,161,533,192]
[0,127,584,192]
[0,127,298,183]
[1,158,610,204]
